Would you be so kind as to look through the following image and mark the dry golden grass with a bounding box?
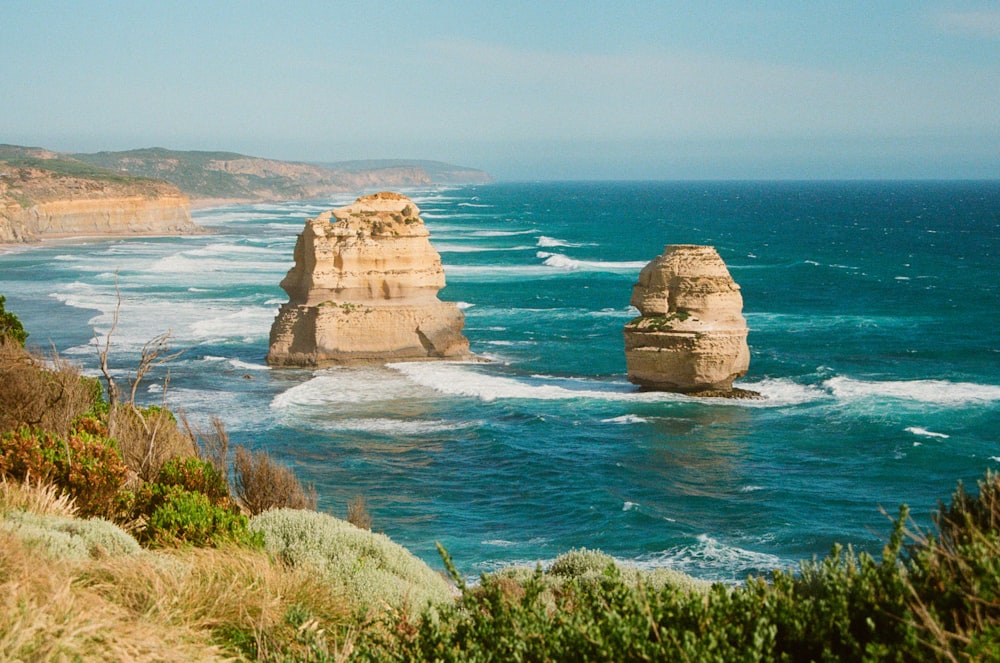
[0,531,355,661]
[0,475,78,518]
[81,544,354,661]
[0,532,226,662]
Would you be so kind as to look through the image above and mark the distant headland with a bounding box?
[0,144,492,243]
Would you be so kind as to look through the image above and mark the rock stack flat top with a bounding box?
[266,192,472,366]
[624,245,752,394]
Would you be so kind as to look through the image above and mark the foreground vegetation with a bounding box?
[1,297,999,660]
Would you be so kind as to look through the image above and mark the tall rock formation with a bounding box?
[267,192,472,366]
[624,245,750,394]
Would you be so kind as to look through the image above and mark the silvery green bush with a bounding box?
[1,510,140,559]
[250,508,452,611]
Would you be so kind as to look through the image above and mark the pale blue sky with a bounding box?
[2,1,998,179]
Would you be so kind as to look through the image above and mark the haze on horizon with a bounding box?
[2,1,998,181]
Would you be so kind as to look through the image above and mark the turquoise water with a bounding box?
[2,181,999,581]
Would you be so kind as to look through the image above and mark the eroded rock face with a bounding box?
[624,245,750,393]
[266,192,472,366]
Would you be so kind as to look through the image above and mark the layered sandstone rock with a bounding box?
[0,194,195,243]
[624,245,750,393]
[267,192,472,366]
[0,159,198,243]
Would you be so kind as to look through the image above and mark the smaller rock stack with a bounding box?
[624,245,751,395]
[266,192,472,366]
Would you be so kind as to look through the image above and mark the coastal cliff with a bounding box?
[624,245,750,393]
[267,192,472,366]
[0,146,198,242]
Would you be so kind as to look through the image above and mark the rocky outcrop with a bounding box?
[267,192,472,366]
[624,245,750,393]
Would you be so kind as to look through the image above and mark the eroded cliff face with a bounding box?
[624,245,750,393]
[0,164,197,242]
[267,192,472,366]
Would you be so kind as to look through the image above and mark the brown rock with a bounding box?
[624,245,750,393]
[267,192,472,366]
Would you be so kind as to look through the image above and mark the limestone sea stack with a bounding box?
[624,245,751,394]
[266,192,472,366]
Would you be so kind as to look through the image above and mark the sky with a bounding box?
[2,1,998,180]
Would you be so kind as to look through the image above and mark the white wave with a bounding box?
[623,501,640,511]
[444,264,557,278]
[323,418,466,435]
[388,362,678,404]
[469,229,537,237]
[737,378,829,407]
[271,368,429,409]
[905,426,950,439]
[537,236,584,248]
[991,457,1000,463]
[456,301,475,310]
[740,485,765,493]
[457,202,492,208]
[536,251,646,272]
[229,358,269,371]
[186,243,277,257]
[188,306,275,342]
[482,539,518,547]
[602,415,649,424]
[633,534,785,582]
[148,253,288,275]
[825,377,1000,405]
[435,244,532,253]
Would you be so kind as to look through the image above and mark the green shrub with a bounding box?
[137,484,260,548]
[156,456,229,505]
[0,428,127,519]
[250,508,453,613]
[1,510,140,559]
[0,295,27,347]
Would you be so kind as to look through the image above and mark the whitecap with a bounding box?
[736,378,828,407]
[229,359,269,371]
[537,251,646,272]
[469,229,537,237]
[905,426,950,439]
[601,415,649,424]
[537,236,583,248]
[623,501,640,511]
[323,418,468,435]
[456,301,475,310]
[389,362,679,404]
[633,534,785,582]
[271,368,428,409]
[825,377,1000,405]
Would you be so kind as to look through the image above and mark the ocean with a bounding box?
[2,181,998,582]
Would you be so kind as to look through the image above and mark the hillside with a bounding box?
[75,148,493,201]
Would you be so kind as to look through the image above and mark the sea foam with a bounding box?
[825,377,1000,405]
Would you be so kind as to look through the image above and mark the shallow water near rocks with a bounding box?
[2,181,998,582]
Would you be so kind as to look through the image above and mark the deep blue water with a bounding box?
[2,181,999,581]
